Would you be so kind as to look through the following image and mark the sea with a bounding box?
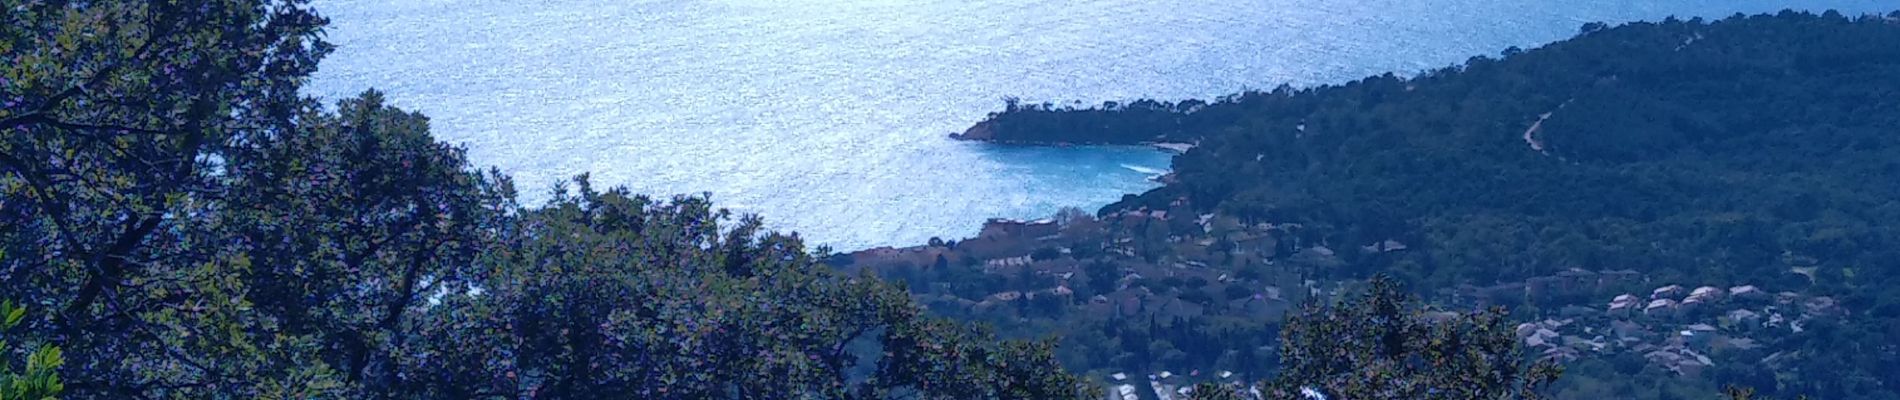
[307,0,1893,251]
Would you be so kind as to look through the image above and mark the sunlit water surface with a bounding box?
[310,0,1891,250]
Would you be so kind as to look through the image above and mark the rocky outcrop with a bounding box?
[949,119,998,141]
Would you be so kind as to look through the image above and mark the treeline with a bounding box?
[0,2,1095,398]
[957,97,1213,144]
[969,10,1900,400]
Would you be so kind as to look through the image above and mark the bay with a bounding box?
[308,0,1890,250]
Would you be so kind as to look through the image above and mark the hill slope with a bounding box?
[945,10,1900,399]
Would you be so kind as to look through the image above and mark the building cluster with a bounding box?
[1516,282,1838,376]
[1104,371,1259,400]
[848,205,1853,392]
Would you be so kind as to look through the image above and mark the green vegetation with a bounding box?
[950,10,1900,399]
[0,1,1092,398]
[1169,276,1559,400]
[1,300,63,400]
[959,98,1205,144]
[1265,276,1561,400]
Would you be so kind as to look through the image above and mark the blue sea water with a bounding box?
[308,0,1892,251]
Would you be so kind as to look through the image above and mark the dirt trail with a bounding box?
[1523,111,1554,153]
[1522,100,1572,154]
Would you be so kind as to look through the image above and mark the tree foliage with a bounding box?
[1,1,1094,398]
[1,299,63,400]
[1266,276,1561,400]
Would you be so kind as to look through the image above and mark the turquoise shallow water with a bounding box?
[307,0,1891,251]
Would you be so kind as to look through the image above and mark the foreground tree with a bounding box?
[3,2,1097,398]
[2,0,334,395]
[1265,276,1562,400]
[389,178,1098,399]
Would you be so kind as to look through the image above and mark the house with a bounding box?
[1524,328,1561,348]
[1652,285,1684,300]
[978,218,1059,240]
[1047,285,1074,297]
[1729,285,1768,301]
[1306,245,1335,257]
[1645,350,1685,369]
[983,255,1033,271]
[1378,239,1409,252]
[1359,239,1411,254]
[1609,294,1641,312]
[1687,286,1724,303]
[1646,299,1679,316]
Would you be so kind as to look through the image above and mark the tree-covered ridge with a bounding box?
[953,98,1209,144]
[1155,11,1900,286]
[934,10,1900,399]
[977,10,1900,286]
[1,1,1096,398]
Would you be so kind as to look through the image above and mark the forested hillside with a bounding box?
[940,10,1900,399]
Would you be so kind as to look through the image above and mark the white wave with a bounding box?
[1120,164,1167,175]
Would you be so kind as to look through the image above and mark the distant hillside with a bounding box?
[945,10,1900,399]
[971,10,1900,286]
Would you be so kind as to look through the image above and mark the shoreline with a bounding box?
[948,126,1195,155]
